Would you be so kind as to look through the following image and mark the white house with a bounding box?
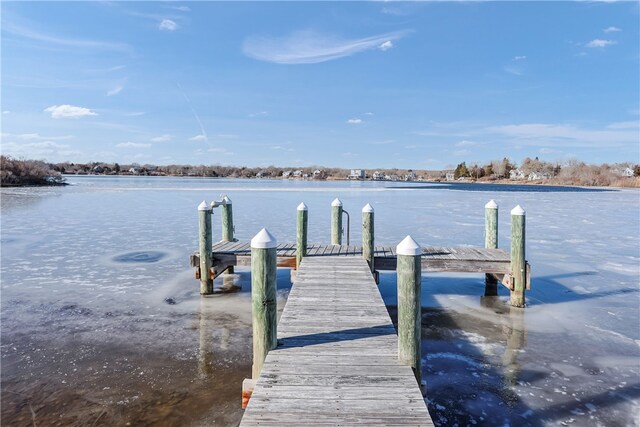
[282,170,292,178]
[349,169,366,180]
[623,167,634,177]
[445,171,455,181]
[404,170,416,181]
[528,171,550,181]
[510,169,525,180]
[372,171,384,180]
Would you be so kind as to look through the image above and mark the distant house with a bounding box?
[129,167,140,175]
[349,169,366,180]
[92,165,104,174]
[623,167,634,177]
[445,171,455,181]
[528,171,549,181]
[510,169,525,180]
[256,171,265,178]
[282,170,293,178]
[404,170,416,181]
[293,170,303,178]
[372,171,384,180]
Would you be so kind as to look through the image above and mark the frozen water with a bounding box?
[1,176,638,425]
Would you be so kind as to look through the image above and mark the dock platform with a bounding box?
[240,256,434,426]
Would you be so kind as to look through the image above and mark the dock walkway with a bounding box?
[240,256,434,426]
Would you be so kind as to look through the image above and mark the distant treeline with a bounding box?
[2,155,639,187]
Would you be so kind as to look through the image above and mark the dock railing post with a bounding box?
[484,200,499,296]
[396,235,422,386]
[510,205,526,307]
[296,203,308,269]
[221,195,234,242]
[362,203,374,273]
[251,228,278,379]
[331,198,343,245]
[198,201,213,295]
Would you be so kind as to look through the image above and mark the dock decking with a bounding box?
[190,241,515,280]
[240,256,434,426]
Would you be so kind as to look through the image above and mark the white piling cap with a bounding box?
[251,228,277,249]
[485,200,498,209]
[198,200,211,211]
[362,203,374,213]
[511,205,525,216]
[221,195,232,205]
[331,198,343,207]
[396,235,422,256]
[297,202,308,211]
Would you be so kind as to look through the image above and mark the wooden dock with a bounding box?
[240,256,434,426]
[191,241,524,283]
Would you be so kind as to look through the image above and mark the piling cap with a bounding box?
[362,203,374,213]
[221,195,232,205]
[485,200,498,209]
[198,200,211,211]
[396,235,422,256]
[511,205,526,216]
[331,198,343,207]
[251,228,277,249]
[297,202,308,211]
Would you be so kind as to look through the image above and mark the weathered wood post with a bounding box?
[510,205,526,307]
[251,228,278,379]
[397,235,422,386]
[331,198,343,245]
[221,195,234,242]
[484,200,499,296]
[198,200,213,295]
[362,203,374,273]
[296,202,308,269]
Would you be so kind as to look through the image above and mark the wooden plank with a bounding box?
[240,256,432,426]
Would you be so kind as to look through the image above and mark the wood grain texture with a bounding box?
[241,256,433,426]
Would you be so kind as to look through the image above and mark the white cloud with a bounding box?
[453,149,471,157]
[189,134,206,142]
[455,140,477,147]
[347,118,363,124]
[1,133,73,141]
[586,39,617,48]
[2,111,10,115]
[513,55,527,60]
[607,121,639,130]
[165,5,190,12]
[363,112,374,116]
[107,84,124,96]
[243,29,410,64]
[486,123,638,147]
[0,140,80,161]
[249,111,269,117]
[379,40,393,51]
[44,104,97,119]
[603,26,621,33]
[504,66,523,76]
[150,134,172,143]
[116,142,151,148]
[159,19,178,31]
[207,147,233,155]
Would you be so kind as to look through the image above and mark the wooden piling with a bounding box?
[198,201,213,295]
[296,202,308,269]
[331,198,343,245]
[251,228,278,379]
[484,200,499,296]
[396,235,422,386]
[362,203,374,273]
[510,205,526,307]
[221,195,234,242]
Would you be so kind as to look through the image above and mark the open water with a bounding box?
[1,176,638,426]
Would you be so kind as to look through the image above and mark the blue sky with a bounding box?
[1,1,638,169]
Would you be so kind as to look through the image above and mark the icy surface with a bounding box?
[1,176,638,425]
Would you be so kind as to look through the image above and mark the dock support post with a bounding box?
[331,198,343,245]
[484,200,499,296]
[198,201,213,295]
[251,228,278,379]
[362,204,374,273]
[221,195,234,242]
[397,235,422,386]
[296,203,308,269]
[510,205,526,307]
